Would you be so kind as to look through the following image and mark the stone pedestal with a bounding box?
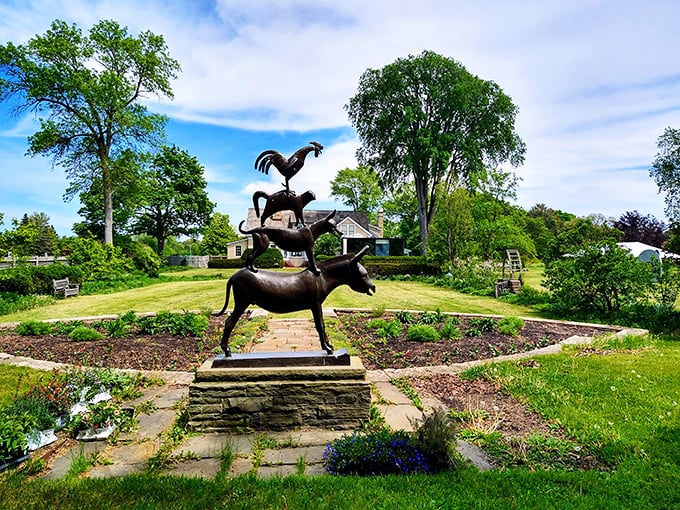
[187,351,371,431]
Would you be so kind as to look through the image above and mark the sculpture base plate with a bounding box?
[211,348,350,368]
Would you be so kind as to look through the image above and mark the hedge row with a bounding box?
[0,264,83,296]
[360,256,440,278]
[207,248,283,269]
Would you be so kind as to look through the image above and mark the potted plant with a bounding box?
[70,400,125,441]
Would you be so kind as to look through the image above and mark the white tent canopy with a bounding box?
[617,242,679,262]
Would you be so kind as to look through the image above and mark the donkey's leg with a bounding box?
[311,305,333,354]
[220,303,248,356]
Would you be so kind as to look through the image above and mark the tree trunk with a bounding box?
[102,159,114,246]
[415,177,430,256]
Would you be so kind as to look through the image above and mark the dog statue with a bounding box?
[252,189,315,227]
[239,210,341,275]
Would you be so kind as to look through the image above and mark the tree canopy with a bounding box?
[346,50,526,254]
[0,19,180,246]
[611,210,666,247]
[329,166,383,222]
[131,146,215,256]
[200,213,238,256]
[651,126,680,225]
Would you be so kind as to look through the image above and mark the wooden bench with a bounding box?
[52,278,79,298]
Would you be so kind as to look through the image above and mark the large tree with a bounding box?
[330,166,383,222]
[346,50,526,254]
[650,127,680,225]
[131,146,215,256]
[611,210,666,247]
[0,19,180,246]
[200,213,238,256]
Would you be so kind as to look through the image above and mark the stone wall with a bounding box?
[187,357,371,431]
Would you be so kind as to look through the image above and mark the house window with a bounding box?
[341,224,355,236]
[376,239,389,257]
[235,245,242,257]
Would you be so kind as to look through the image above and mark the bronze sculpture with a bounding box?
[254,142,323,192]
[217,139,376,357]
[217,246,375,356]
[239,210,341,274]
[252,189,316,227]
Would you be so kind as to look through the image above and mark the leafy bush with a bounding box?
[69,326,104,342]
[440,319,463,340]
[50,320,85,336]
[95,311,137,338]
[0,415,30,462]
[435,258,499,296]
[356,254,440,278]
[1,395,56,431]
[323,429,431,475]
[498,316,524,337]
[499,285,552,306]
[67,237,133,281]
[467,317,498,333]
[0,292,54,315]
[137,311,209,337]
[368,318,402,339]
[207,257,244,269]
[16,320,52,336]
[395,310,415,324]
[543,240,654,315]
[128,242,162,277]
[0,264,82,296]
[418,308,447,324]
[406,324,439,342]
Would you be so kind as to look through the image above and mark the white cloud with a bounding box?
[1,0,679,236]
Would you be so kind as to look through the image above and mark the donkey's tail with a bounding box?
[216,278,233,316]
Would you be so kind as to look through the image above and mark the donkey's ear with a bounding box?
[351,244,370,264]
[325,210,336,220]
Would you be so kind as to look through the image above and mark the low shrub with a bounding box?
[0,292,54,315]
[69,326,104,342]
[406,324,439,342]
[467,317,498,333]
[359,256,440,278]
[16,320,52,336]
[395,310,415,324]
[369,318,402,339]
[440,319,463,340]
[137,311,209,337]
[241,247,283,269]
[418,309,447,325]
[207,257,244,269]
[498,316,525,337]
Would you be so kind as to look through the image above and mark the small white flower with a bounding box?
[610,386,616,391]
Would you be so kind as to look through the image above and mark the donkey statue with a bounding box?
[216,246,375,356]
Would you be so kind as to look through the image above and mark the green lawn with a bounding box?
[0,276,540,324]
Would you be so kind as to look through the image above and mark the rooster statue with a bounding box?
[254,141,323,192]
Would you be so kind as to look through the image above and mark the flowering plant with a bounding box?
[71,400,123,432]
[323,429,431,476]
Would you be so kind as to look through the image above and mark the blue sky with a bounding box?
[1,0,679,237]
